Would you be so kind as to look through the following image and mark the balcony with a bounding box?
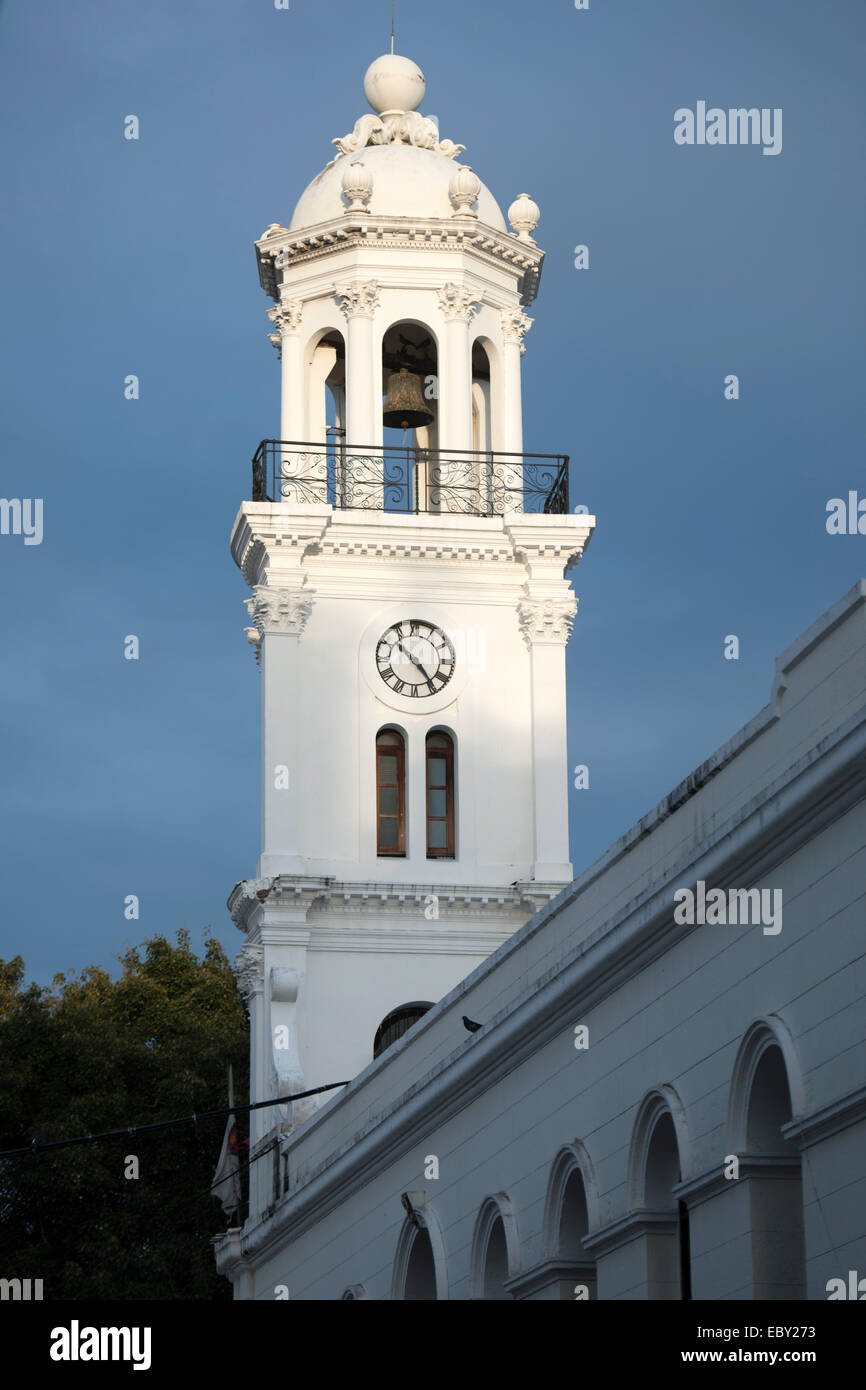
[251,440,569,516]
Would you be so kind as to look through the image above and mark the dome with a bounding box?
[286,53,508,236]
[289,143,507,233]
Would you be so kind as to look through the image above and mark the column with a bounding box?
[518,595,577,881]
[437,283,479,452]
[436,284,480,512]
[267,297,311,500]
[245,584,315,867]
[235,945,268,1220]
[499,309,533,508]
[335,280,381,506]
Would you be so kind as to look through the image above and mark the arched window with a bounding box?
[426,731,454,858]
[373,1002,433,1059]
[376,729,405,856]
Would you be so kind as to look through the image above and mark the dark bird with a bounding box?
[463,1016,482,1033]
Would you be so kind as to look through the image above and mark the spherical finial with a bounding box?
[508,192,541,243]
[341,161,373,212]
[364,53,426,115]
[449,165,482,218]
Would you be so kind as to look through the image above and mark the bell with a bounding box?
[382,366,435,431]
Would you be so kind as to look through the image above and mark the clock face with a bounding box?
[376,620,455,698]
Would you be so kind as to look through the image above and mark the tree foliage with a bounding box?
[0,932,248,1299]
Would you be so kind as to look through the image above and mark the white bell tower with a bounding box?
[229,52,595,1220]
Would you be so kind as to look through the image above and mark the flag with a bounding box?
[212,1061,242,1217]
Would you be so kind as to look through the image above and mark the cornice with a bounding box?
[255,215,545,307]
[232,504,595,575]
[582,1211,677,1258]
[230,503,332,586]
[227,876,333,929]
[782,1082,866,1149]
[229,875,560,935]
[504,1257,595,1298]
[672,1156,802,1210]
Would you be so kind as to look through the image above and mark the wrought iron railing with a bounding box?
[251,441,569,516]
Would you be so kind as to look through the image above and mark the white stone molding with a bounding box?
[517,595,578,646]
[254,218,544,306]
[245,585,315,640]
[500,308,533,354]
[334,279,380,319]
[267,299,304,335]
[437,282,481,324]
[333,110,465,160]
[233,943,265,999]
[267,333,282,358]
[782,1081,866,1149]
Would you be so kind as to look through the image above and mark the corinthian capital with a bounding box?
[500,309,534,352]
[233,943,264,1000]
[245,585,315,642]
[334,280,380,318]
[437,282,481,323]
[267,299,304,335]
[518,595,578,646]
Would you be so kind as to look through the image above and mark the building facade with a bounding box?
[216,578,866,1299]
[214,51,866,1299]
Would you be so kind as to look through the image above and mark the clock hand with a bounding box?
[396,641,433,683]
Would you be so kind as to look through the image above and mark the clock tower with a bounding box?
[229,52,595,1221]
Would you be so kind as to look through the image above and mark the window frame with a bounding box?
[376,730,406,857]
[425,732,455,859]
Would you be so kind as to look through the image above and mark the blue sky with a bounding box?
[0,0,863,984]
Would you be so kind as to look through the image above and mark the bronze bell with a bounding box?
[382,366,435,431]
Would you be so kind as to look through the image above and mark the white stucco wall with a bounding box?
[215,580,866,1300]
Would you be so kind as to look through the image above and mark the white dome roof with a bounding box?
[289,142,506,233]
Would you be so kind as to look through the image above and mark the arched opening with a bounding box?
[483,1218,510,1300]
[645,1111,681,1208]
[470,1196,519,1300]
[376,729,406,857]
[471,339,494,509]
[380,321,438,511]
[644,1111,691,1301]
[279,326,345,506]
[373,1002,433,1060]
[391,1208,449,1301]
[404,1227,437,1300]
[308,327,346,445]
[629,1090,692,1301]
[542,1144,599,1298]
[748,1046,797,1151]
[425,730,455,859]
[740,1037,806,1299]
